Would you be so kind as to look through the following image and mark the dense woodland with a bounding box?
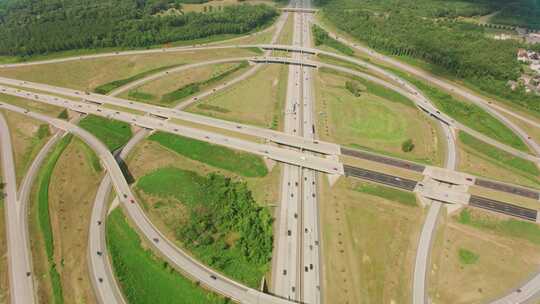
[0,0,277,56]
[318,0,540,114]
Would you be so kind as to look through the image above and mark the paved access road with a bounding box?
[0,113,36,304]
[0,102,296,304]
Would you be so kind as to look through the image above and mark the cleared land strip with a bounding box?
[0,102,295,304]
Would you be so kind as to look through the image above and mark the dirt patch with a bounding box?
[47,139,102,304]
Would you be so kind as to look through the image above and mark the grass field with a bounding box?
[187,64,287,129]
[2,111,52,186]
[46,138,102,303]
[321,177,423,304]
[428,208,540,303]
[32,134,72,303]
[0,48,259,91]
[93,63,184,94]
[122,62,249,106]
[106,208,227,304]
[148,132,268,178]
[457,131,540,188]
[315,70,444,165]
[79,115,133,152]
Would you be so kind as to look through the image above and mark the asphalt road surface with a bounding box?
[0,113,36,304]
[475,178,540,200]
[469,195,538,221]
[343,165,418,191]
[341,147,426,172]
[0,102,296,304]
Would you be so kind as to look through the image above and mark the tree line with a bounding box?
[0,0,277,57]
[319,0,540,114]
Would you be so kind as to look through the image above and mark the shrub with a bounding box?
[401,139,415,152]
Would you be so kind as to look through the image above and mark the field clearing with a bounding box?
[320,177,424,304]
[0,197,8,304]
[2,111,51,186]
[107,208,227,304]
[0,48,259,91]
[47,138,102,303]
[187,63,287,129]
[457,133,540,189]
[315,70,444,165]
[121,62,248,106]
[429,209,540,304]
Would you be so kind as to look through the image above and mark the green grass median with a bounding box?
[35,134,73,304]
[106,208,228,304]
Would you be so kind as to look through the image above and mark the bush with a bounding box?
[57,109,69,120]
[345,80,363,97]
[36,124,50,139]
[458,248,479,265]
[401,139,415,152]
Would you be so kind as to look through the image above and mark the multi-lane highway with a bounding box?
[87,12,291,304]
[273,1,321,303]
[0,113,36,304]
[0,102,297,304]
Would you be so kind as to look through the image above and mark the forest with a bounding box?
[0,0,277,57]
[318,0,540,114]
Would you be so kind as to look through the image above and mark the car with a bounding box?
[98,278,103,283]
[130,199,135,204]
[305,266,308,272]
[210,275,217,280]
[283,269,287,275]
[287,230,291,236]
[153,238,159,243]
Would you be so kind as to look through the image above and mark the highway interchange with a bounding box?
[1,1,540,304]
